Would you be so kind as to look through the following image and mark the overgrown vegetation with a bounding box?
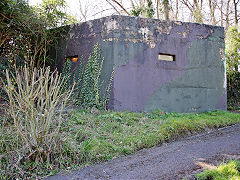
[227,71,240,109]
[196,160,240,180]
[0,0,76,68]
[61,44,114,109]
[0,0,76,111]
[1,109,240,178]
[0,66,74,178]
[226,26,240,109]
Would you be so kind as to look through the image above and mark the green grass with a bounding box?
[196,160,240,180]
[1,110,240,178]
[62,110,240,162]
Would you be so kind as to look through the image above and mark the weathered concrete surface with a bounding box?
[55,15,226,112]
[46,123,240,180]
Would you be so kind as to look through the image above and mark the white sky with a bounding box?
[29,0,238,27]
[28,0,204,24]
[29,0,131,22]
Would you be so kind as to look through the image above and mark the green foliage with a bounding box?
[0,56,26,114]
[226,26,240,72]
[0,0,76,68]
[61,44,114,109]
[0,57,9,112]
[131,6,144,17]
[0,0,76,114]
[81,44,104,108]
[226,26,240,109]
[131,1,155,18]
[146,110,168,120]
[196,160,240,180]
[227,71,240,109]
[192,7,204,23]
[35,0,77,28]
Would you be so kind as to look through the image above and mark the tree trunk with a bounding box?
[234,0,239,25]
[220,0,223,26]
[156,0,160,19]
[175,0,179,20]
[209,0,217,25]
[225,0,231,30]
[163,0,169,20]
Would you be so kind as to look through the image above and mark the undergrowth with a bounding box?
[196,160,240,180]
[1,110,240,178]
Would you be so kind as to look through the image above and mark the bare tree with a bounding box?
[220,0,223,26]
[208,0,217,25]
[78,0,90,21]
[156,0,160,19]
[225,0,231,30]
[175,0,179,20]
[89,0,238,31]
[105,0,130,15]
[233,0,239,25]
[163,0,170,20]
[105,0,122,15]
[180,0,203,23]
[214,0,234,30]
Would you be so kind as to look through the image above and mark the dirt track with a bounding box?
[47,123,240,180]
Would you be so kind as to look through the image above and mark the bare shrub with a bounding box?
[2,66,74,163]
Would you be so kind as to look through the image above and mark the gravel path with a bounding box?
[47,123,240,180]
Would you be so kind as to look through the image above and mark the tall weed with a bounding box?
[1,66,74,178]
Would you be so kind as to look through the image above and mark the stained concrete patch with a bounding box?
[145,38,226,112]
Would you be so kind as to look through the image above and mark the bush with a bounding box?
[227,71,240,109]
[0,66,74,178]
[225,26,240,109]
[196,160,240,180]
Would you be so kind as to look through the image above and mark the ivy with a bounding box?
[61,44,113,110]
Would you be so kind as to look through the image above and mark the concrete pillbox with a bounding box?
[54,15,226,112]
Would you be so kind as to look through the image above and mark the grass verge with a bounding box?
[1,110,240,178]
[196,160,240,180]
